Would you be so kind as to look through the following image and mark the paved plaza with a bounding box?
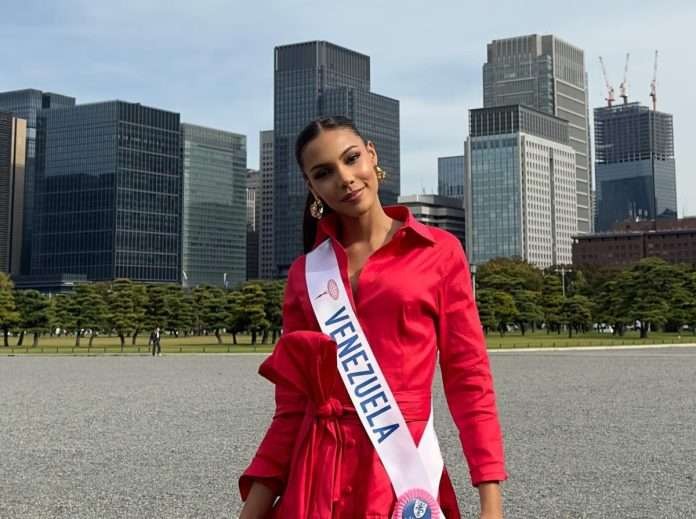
[1,347,695,518]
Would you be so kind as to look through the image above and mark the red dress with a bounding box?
[240,206,507,518]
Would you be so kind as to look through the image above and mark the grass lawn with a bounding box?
[483,330,696,349]
[0,333,275,355]
[0,331,694,355]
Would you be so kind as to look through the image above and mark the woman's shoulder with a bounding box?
[286,255,308,289]
[421,225,465,255]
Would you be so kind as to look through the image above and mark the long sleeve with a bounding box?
[239,259,311,499]
[437,241,508,486]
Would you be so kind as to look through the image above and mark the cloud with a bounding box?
[399,95,476,194]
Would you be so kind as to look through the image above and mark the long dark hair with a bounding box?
[295,116,366,253]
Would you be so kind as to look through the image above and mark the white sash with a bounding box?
[306,239,445,518]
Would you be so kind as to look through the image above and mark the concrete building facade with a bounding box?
[467,105,576,268]
[483,34,592,233]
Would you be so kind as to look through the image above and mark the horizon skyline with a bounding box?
[2,1,693,216]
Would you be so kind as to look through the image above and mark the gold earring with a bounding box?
[375,165,386,183]
[310,197,324,219]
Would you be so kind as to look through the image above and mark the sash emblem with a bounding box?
[393,488,439,519]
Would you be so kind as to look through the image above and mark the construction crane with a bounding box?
[599,56,615,107]
[649,50,658,111]
[619,53,630,104]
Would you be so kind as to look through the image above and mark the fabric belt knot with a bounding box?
[316,398,346,418]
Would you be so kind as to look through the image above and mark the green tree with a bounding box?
[684,272,696,335]
[163,285,193,337]
[13,290,51,347]
[478,258,544,293]
[130,283,148,345]
[194,286,227,344]
[226,290,243,344]
[475,288,497,335]
[492,291,518,336]
[261,281,284,343]
[540,273,563,334]
[622,258,678,338]
[51,293,77,338]
[238,283,269,345]
[69,284,111,347]
[87,283,112,346]
[561,295,593,338]
[145,284,169,332]
[0,273,20,346]
[513,289,543,335]
[106,279,140,351]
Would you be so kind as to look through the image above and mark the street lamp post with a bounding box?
[561,267,570,298]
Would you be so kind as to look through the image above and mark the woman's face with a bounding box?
[301,128,380,218]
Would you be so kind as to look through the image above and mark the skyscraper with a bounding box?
[0,89,76,273]
[483,34,592,233]
[0,112,27,275]
[258,130,275,279]
[466,105,577,268]
[594,102,677,231]
[437,155,466,206]
[273,41,400,275]
[33,101,181,282]
[181,123,246,288]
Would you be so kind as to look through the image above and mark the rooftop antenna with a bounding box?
[619,53,630,104]
[599,56,616,107]
[649,50,658,111]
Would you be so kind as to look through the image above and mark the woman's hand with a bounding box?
[478,481,503,519]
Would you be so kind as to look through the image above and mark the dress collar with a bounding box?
[314,205,435,248]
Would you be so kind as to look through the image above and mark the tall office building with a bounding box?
[181,123,246,289]
[0,113,27,274]
[483,34,591,233]
[33,101,181,282]
[246,168,260,280]
[258,130,275,279]
[0,89,76,273]
[274,41,400,275]
[594,102,677,231]
[466,105,577,268]
[437,154,466,206]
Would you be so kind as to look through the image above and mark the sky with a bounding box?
[1,0,694,215]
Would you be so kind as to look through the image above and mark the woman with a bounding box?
[239,116,507,518]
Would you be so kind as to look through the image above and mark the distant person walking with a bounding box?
[149,327,161,356]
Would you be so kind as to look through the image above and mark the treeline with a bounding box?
[1,256,695,347]
[0,275,285,349]
[476,257,696,337]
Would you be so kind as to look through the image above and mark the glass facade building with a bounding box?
[274,41,400,275]
[483,35,592,233]
[33,101,181,282]
[594,102,677,231]
[437,155,466,206]
[181,123,246,288]
[467,105,576,268]
[0,113,27,274]
[258,130,275,279]
[0,89,76,273]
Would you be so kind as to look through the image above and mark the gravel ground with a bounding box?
[1,348,695,518]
